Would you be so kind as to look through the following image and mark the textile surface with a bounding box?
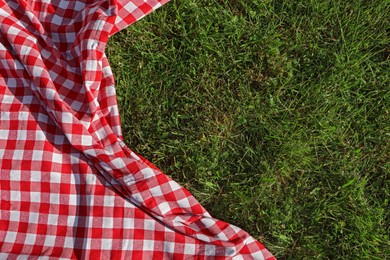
[0,0,274,259]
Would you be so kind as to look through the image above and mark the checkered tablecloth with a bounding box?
[0,0,274,259]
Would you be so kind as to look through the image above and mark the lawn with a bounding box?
[106,0,389,258]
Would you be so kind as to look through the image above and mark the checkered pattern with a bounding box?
[0,0,274,259]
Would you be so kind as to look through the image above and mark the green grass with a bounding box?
[106,0,389,258]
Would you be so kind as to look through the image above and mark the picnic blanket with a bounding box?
[0,0,274,258]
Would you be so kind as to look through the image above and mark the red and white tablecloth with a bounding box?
[0,0,274,258]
